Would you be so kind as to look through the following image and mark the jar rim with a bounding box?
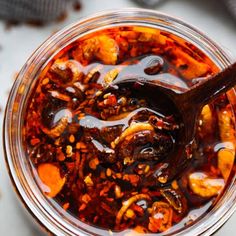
[3,8,236,236]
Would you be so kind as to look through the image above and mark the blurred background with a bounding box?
[0,0,235,235]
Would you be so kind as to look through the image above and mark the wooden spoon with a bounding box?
[109,62,236,184]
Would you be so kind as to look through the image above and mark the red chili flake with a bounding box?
[30,138,40,146]
[101,202,113,214]
[131,204,144,215]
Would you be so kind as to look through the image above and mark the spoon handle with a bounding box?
[183,62,236,108]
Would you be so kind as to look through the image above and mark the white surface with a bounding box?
[0,0,236,235]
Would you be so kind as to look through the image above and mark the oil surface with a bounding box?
[23,26,236,234]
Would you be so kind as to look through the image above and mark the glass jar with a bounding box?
[3,8,236,236]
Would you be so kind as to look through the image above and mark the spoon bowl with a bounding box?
[105,62,236,183]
